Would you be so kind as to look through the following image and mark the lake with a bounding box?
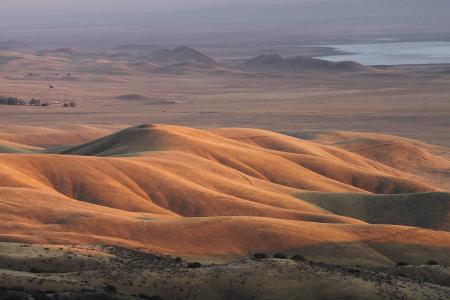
[317,41,450,65]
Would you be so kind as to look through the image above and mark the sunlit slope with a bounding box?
[288,130,450,191]
[0,124,449,265]
[59,124,437,194]
[1,187,450,266]
[0,152,366,221]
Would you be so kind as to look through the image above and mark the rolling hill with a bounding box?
[241,54,373,73]
[150,46,217,66]
[0,124,449,268]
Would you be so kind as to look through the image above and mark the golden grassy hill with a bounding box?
[0,124,449,266]
[288,130,450,190]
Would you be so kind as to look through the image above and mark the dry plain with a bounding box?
[0,48,449,146]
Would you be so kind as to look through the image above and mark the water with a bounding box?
[316,41,450,65]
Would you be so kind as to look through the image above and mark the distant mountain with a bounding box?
[241,54,372,72]
[150,46,217,66]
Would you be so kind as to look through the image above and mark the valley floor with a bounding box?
[0,62,449,146]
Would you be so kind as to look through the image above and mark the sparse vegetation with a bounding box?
[29,267,44,273]
[187,262,202,269]
[396,262,410,267]
[0,96,27,106]
[0,95,75,107]
[291,255,306,262]
[1,244,450,299]
[254,253,267,259]
[63,102,76,107]
[273,253,287,259]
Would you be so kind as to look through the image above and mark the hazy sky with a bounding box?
[0,0,313,15]
[1,0,449,47]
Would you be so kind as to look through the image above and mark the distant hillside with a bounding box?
[150,46,218,66]
[241,54,372,72]
[37,48,82,57]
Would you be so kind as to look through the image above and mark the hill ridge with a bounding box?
[241,53,373,72]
